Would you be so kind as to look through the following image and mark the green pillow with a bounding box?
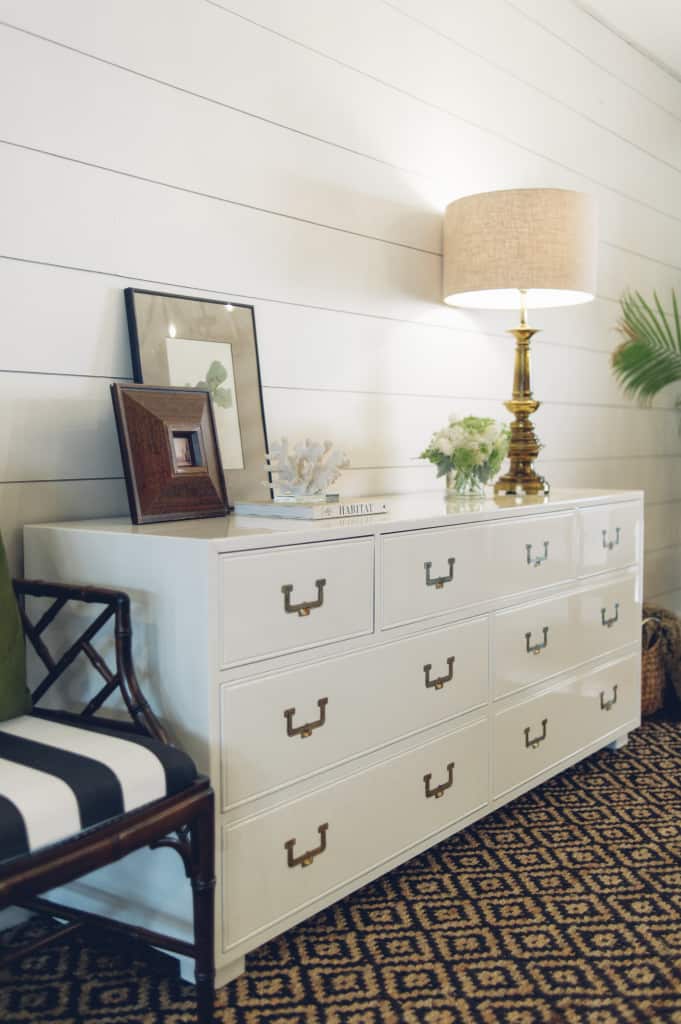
[0,534,31,721]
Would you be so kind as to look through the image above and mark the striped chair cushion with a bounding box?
[0,715,197,864]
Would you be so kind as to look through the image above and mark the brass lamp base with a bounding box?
[494,324,549,497]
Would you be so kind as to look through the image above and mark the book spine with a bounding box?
[315,502,388,519]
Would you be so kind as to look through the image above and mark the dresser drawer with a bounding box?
[493,678,581,797]
[381,512,576,628]
[219,538,374,666]
[493,653,640,799]
[578,572,641,661]
[381,522,491,628]
[222,718,488,948]
[493,592,579,699]
[579,501,642,576]
[579,654,640,747]
[490,511,577,596]
[221,616,488,807]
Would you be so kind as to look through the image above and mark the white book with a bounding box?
[234,499,390,520]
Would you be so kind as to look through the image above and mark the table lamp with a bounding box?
[442,188,598,495]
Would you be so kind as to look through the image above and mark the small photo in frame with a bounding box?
[124,289,271,503]
[111,383,229,524]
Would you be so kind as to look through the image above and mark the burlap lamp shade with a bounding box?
[442,188,598,309]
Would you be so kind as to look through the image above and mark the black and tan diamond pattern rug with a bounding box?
[3,719,681,1024]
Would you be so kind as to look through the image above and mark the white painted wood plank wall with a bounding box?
[0,0,680,607]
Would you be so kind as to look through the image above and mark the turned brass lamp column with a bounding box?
[442,187,598,496]
[494,295,548,495]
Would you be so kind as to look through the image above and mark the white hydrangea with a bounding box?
[447,426,466,447]
[481,423,504,446]
[435,433,453,456]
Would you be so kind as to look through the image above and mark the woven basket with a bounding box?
[641,616,665,717]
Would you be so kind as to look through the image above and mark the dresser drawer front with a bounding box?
[493,653,641,798]
[381,512,576,629]
[219,538,374,666]
[579,654,641,746]
[493,680,581,797]
[221,616,489,807]
[493,592,580,699]
[490,512,577,596]
[578,573,641,660]
[222,718,488,948]
[579,502,642,576]
[381,523,491,628]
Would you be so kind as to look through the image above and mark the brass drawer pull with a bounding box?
[424,761,455,799]
[526,541,549,567]
[602,527,621,551]
[600,684,618,711]
[524,718,548,749]
[525,626,549,655]
[282,579,326,617]
[284,697,328,738]
[423,656,455,690]
[285,823,328,868]
[601,602,620,629]
[424,558,455,589]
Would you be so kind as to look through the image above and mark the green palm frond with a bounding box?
[612,290,681,404]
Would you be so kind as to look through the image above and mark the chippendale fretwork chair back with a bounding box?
[18,579,164,738]
[0,578,216,1024]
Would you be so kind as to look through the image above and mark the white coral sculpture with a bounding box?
[266,438,351,497]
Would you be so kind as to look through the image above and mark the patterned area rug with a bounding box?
[2,719,681,1024]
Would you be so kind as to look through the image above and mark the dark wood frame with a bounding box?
[0,579,216,1024]
[125,288,273,503]
[111,381,230,524]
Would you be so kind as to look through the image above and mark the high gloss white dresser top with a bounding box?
[24,489,644,986]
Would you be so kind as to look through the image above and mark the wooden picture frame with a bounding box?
[124,289,271,503]
[111,383,229,524]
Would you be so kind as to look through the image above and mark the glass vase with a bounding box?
[445,468,486,498]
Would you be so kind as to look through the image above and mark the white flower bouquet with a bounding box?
[420,415,510,495]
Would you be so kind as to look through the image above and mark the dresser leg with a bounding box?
[216,957,246,988]
[608,732,629,751]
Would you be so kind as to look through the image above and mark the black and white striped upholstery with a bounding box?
[0,715,197,863]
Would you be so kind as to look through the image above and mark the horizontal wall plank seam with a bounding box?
[3,16,681,239]
[504,0,681,122]
[643,498,681,509]
[0,254,629,351]
[0,139,439,258]
[261,384,679,414]
[607,243,681,275]
[0,466,659,487]
[1,477,123,486]
[205,0,681,225]
[4,451,680,486]
[643,542,681,558]
[0,364,672,414]
[571,0,681,88]
[532,453,681,463]
[0,20,439,188]
[4,136,681,276]
[0,368,133,383]
[382,0,681,175]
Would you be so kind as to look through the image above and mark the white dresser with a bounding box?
[24,489,643,986]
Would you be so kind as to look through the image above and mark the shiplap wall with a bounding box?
[1,0,681,606]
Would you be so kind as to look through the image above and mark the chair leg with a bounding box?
[189,791,216,1024]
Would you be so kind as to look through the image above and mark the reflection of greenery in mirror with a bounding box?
[612,290,681,404]
[188,360,233,409]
